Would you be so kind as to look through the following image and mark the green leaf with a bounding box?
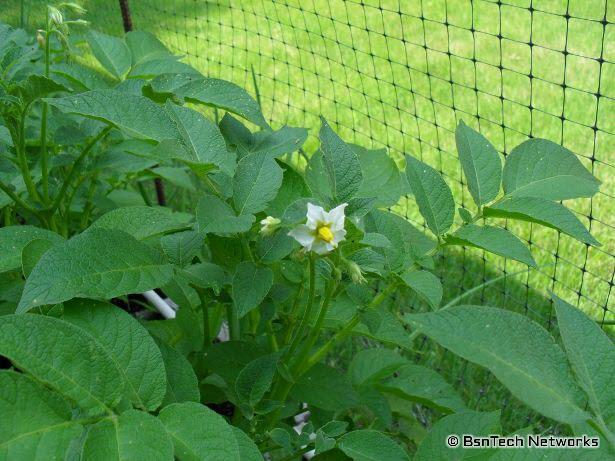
[354,145,402,207]
[156,341,200,407]
[347,348,409,386]
[398,270,442,309]
[203,341,268,387]
[129,59,198,79]
[360,233,391,248]
[455,120,502,206]
[232,262,273,318]
[62,299,167,411]
[230,427,262,461]
[404,306,589,424]
[196,195,255,235]
[405,155,455,235]
[161,231,203,267]
[364,210,436,272]
[378,364,466,413]
[554,296,615,427]
[147,306,203,356]
[158,402,249,460]
[305,150,333,204]
[447,224,536,266]
[346,197,376,218]
[290,364,359,411]
[86,30,131,79]
[233,151,283,215]
[90,206,192,240]
[458,207,473,223]
[149,74,268,129]
[126,31,175,65]
[151,166,196,191]
[0,371,83,460]
[15,74,68,105]
[181,262,229,294]
[502,138,600,200]
[21,238,55,278]
[82,409,173,461]
[414,411,500,461]
[266,166,311,217]
[46,90,178,141]
[235,352,279,407]
[249,125,308,158]
[484,196,600,246]
[337,430,409,461]
[0,225,63,274]
[0,314,124,413]
[326,298,414,350]
[17,229,173,313]
[165,102,235,176]
[319,118,363,204]
[257,232,296,262]
[221,115,308,159]
[51,62,110,91]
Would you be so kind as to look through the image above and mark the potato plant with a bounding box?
[0,5,613,460]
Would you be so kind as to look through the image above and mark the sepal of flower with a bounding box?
[288,203,347,255]
[259,216,281,236]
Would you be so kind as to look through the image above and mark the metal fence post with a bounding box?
[117,0,166,206]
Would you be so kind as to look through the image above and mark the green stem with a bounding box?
[265,280,397,431]
[17,104,41,203]
[40,30,52,202]
[40,103,49,201]
[79,176,99,230]
[0,179,42,219]
[241,237,254,261]
[266,322,279,351]
[282,282,304,345]
[202,174,221,197]
[441,265,553,310]
[47,127,110,215]
[196,287,211,349]
[300,282,398,375]
[264,257,316,430]
[226,304,241,341]
[283,256,316,360]
[591,415,615,450]
[137,181,153,206]
[291,277,337,374]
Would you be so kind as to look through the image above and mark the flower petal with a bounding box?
[306,203,327,229]
[328,203,347,231]
[288,225,315,250]
[332,228,347,245]
[311,239,331,255]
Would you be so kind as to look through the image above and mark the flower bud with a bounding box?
[36,30,46,48]
[260,216,281,236]
[345,260,366,285]
[48,6,64,26]
[59,2,87,15]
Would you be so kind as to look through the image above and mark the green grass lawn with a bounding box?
[4,0,614,432]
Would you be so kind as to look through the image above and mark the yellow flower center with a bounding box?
[317,224,334,243]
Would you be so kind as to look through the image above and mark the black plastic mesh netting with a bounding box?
[121,0,614,330]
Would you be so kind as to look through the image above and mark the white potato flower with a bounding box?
[288,203,347,255]
[260,216,281,236]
